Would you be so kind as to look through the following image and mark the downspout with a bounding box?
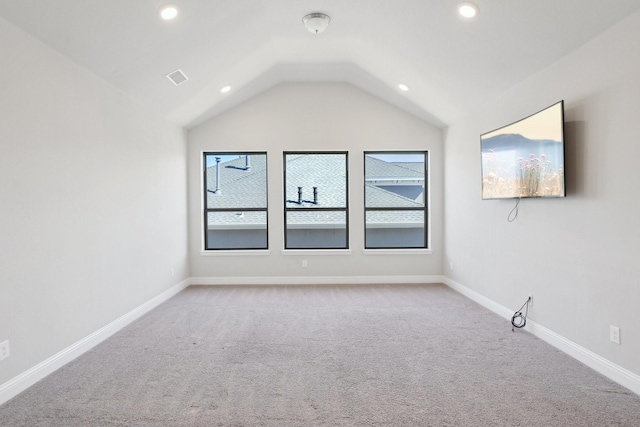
[215,157,221,193]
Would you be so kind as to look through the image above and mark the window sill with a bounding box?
[362,249,432,255]
[200,250,271,256]
[281,249,353,256]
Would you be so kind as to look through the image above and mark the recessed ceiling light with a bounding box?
[398,83,410,92]
[458,2,478,18]
[160,5,178,20]
[220,85,231,94]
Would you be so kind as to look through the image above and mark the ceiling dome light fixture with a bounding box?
[303,13,331,34]
[220,85,231,94]
[398,83,410,92]
[160,5,178,20]
[458,2,478,18]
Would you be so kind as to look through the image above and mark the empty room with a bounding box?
[1,1,640,425]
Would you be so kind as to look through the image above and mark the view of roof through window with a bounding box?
[365,152,428,249]
[204,153,268,250]
[284,152,348,249]
[202,152,428,250]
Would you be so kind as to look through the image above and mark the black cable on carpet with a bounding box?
[512,296,531,331]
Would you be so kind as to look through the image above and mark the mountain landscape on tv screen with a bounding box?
[481,133,564,199]
[482,133,562,161]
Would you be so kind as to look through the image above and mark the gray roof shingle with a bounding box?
[206,155,267,209]
[206,153,425,227]
[284,154,347,208]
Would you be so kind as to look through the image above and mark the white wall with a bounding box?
[188,83,443,280]
[0,17,188,385]
[444,11,640,378]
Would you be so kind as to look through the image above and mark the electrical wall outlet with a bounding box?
[302,259,308,268]
[449,262,454,271]
[0,340,9,361]
[610,325,621,344]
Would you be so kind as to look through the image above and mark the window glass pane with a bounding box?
[364,151,428,249]
[365,210,425,248]
[206,211,267,249]
[365,153,425,208]
[286,210,347,249]
[285,153,346,209]
[203,152,268,251]
[205,154,267,209]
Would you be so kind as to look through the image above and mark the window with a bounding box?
[284,152,349,249]
[364,151,428,249]
[203,152,268,250]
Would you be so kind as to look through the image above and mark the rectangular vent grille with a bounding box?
[166,69,188,86]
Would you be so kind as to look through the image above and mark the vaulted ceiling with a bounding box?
[1,1,639,129]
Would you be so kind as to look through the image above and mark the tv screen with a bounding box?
[481,101,565,200]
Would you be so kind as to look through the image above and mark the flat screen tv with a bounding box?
[481,100,565,200]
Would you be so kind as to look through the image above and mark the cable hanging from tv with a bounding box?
[507,197,521,222]
[511,296,531,331]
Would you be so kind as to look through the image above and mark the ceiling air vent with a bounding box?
[166,69,188,86]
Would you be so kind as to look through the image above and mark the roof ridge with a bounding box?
[365,183,422,206]
[391,162,424,174]
[365,156,423,177]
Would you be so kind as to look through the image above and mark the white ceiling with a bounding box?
[1,0,639,129]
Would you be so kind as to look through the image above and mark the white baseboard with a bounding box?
[442,276,640,396]
[0,279,190,406]
[189,275,446,286]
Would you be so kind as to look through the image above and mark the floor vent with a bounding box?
[166,69,188,86]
